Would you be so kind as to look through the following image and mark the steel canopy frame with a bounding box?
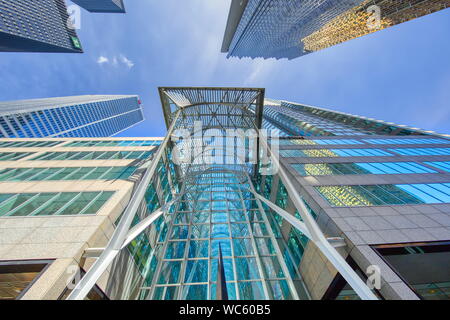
[68,87,376,300]
[67,110,182,300]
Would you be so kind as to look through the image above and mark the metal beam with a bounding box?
[66,110,182,300]
[258,130,378,300]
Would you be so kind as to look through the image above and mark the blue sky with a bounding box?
[0,1,449,137]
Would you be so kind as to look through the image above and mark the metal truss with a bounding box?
[67,110,182,300]
[68,87,377,300]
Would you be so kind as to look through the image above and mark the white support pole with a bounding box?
[251,191,312,239]
[121,195,184,249]
[258,131,378,300]
[67,110,181,300]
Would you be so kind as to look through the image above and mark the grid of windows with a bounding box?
[314,139,364,145]
[278,139,316,146]
[0,152,32,161]
[355,162,437,174]
[390,148,450,156]
[264,104,369,136]
[143,171,300,300]
[0,166,136,182]
[316,183,450,207]
[0,96,143,138]
[0,0,82,53]
[0,141,61,148]
[65,140,162,147]
[425,162,450,173]
[31,151,153,161]
[0,191,114,217]
[291,162,436,176]
[364,138,450,145]
[280,149,391,158]
[278,139,363,146]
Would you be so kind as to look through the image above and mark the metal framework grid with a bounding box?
[68,87,377,300]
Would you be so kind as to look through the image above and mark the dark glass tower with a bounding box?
[0,0,83,53]
[71,0,126,13]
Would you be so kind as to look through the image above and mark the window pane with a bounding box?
[0,194,35,217]
[82,191,114,214]
[10,193,58,216]
[58,192,99,215]
[35,193,78,216]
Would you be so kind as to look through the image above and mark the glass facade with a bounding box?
[72,0,126,13]
[316,184,450,207]
[0,141,61,148]
[102,88,310,301]
[425,162,450,173]
[0,152,33,161]
[20,90,447,300]
[0,0,83,53]
[262,101,435,137]
[0,191,114,217]
[222,0,449,60]
[0,166,136,182]
[0,260,52,300]
[390,148,450,156]
[292,162,437,176]
[31,150,153,161]
[374,242,450,300]
[280,149,392,158]
[65,140,162,147]
[0,95,144,138]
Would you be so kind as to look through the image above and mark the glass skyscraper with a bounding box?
[221,0,450,60]
[0,0,83,53]
[0,95,144,138]
[71,0,126,13]
[1,88,449,300]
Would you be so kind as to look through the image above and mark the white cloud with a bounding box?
[97,56,109,64]
[96,55,134,69]
[120,55,135,68]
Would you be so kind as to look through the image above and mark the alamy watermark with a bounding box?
[367,5,382,30]
[171,121,279,175]
[67,5,81,30]
[366,265,382,290]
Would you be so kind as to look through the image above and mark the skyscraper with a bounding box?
[221,0,450,60]
[71,0,126,13]
[0,0,83,53]
[0,137,162,300]
[0,95,144,138]
[1,88,449,301]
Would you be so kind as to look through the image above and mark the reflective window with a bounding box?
[425,162,450,173]
[374,242,450,300]
[0,152,33,161]
[390,148,450,156]
[0,260,52,300]
[0,191,114,217]
[0,167,136,181]
[32,151,153,161]
[316,183,450,207]
[0,141,61,148]
[365,138,450,145]
[314,139,364,145]
[65,140,162,147]
[291,162,436,176]
[332,149,392,157]
[280,149,391,158]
